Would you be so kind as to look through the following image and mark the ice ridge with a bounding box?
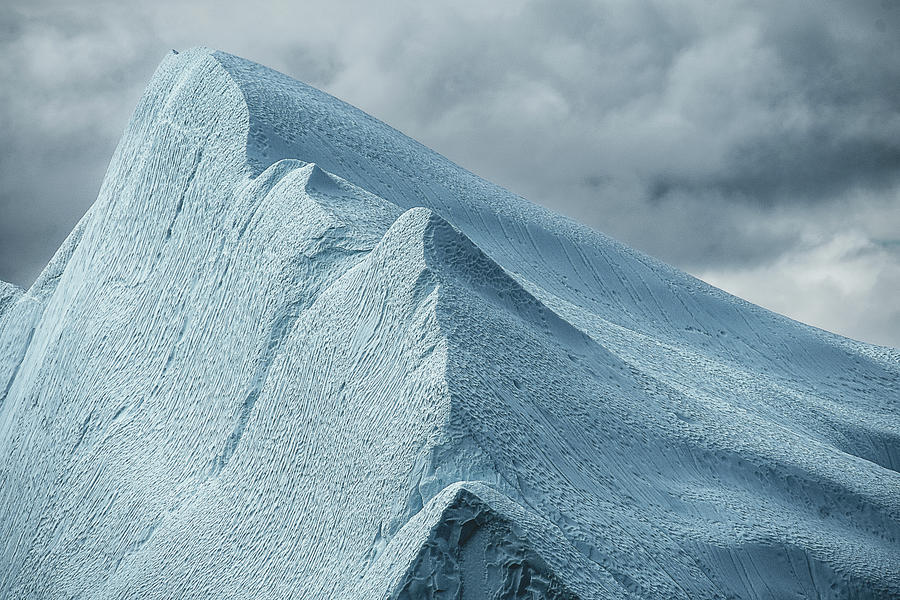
[0,47,897,600]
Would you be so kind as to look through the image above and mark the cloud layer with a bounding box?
[1,0,898,345]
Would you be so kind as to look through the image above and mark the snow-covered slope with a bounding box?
[0,47,897,600]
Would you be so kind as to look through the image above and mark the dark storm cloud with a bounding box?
[640,0,900,207]
[0,4,162,284]
[0,0,898,345]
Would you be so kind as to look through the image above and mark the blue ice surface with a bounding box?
[0,47,897,599]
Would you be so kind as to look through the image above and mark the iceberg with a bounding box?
[0,47,897,599]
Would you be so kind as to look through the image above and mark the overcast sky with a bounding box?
[1,0,898,346]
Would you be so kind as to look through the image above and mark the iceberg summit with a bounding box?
[0,47,898,599]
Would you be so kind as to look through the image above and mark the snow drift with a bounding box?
[0,47,897,599]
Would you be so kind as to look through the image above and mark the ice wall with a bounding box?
[0,48,897,599]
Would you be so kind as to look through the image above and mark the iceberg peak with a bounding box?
[0,48,897,600]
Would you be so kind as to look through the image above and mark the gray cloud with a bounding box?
[0,0,897,346]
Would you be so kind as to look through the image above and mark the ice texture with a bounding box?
[0,47,898,599]
[0,282,21,319]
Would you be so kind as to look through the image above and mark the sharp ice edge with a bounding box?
[0,47,897,599]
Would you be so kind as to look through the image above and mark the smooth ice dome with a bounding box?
[0,47,898,599]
